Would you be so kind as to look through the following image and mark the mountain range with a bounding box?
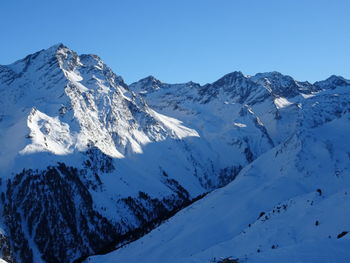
[1,44,350,263]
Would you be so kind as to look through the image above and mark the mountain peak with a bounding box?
[130,75,163,93]
[217,71,245,80]
[250,71,316,97]
[140,75,162,83]
[252,71,294,82]
[4,43,74,74]
[41,43,72,59]
[211,71,248,88]
[48,42,67,50]
[324,75,348,84]
[314,75,350,90]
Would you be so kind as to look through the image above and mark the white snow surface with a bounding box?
[273,97,293,109]
[20,108,76,155]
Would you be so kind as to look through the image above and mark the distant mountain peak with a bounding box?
[130,75,163,92]
[214,71,246,83]
[140,75,162,84]
[314,75,350,90]
[208,70,255,89]
[253,71,292,80]
[40,43,73,60]
[48,42,67,50]
[250,71,317,97]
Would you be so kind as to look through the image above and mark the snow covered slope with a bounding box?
[88,78,350,263]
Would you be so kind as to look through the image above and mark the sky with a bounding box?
[0,0,349,85]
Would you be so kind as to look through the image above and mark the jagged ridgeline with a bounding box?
[0,44,349,263]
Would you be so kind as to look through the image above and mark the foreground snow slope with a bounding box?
[88,82,350,263]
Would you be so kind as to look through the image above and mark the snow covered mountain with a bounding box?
[0,44,349,263]
[87,75,350,262]
[0,44,211,263]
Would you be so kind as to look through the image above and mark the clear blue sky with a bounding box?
[1,0,349,84]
